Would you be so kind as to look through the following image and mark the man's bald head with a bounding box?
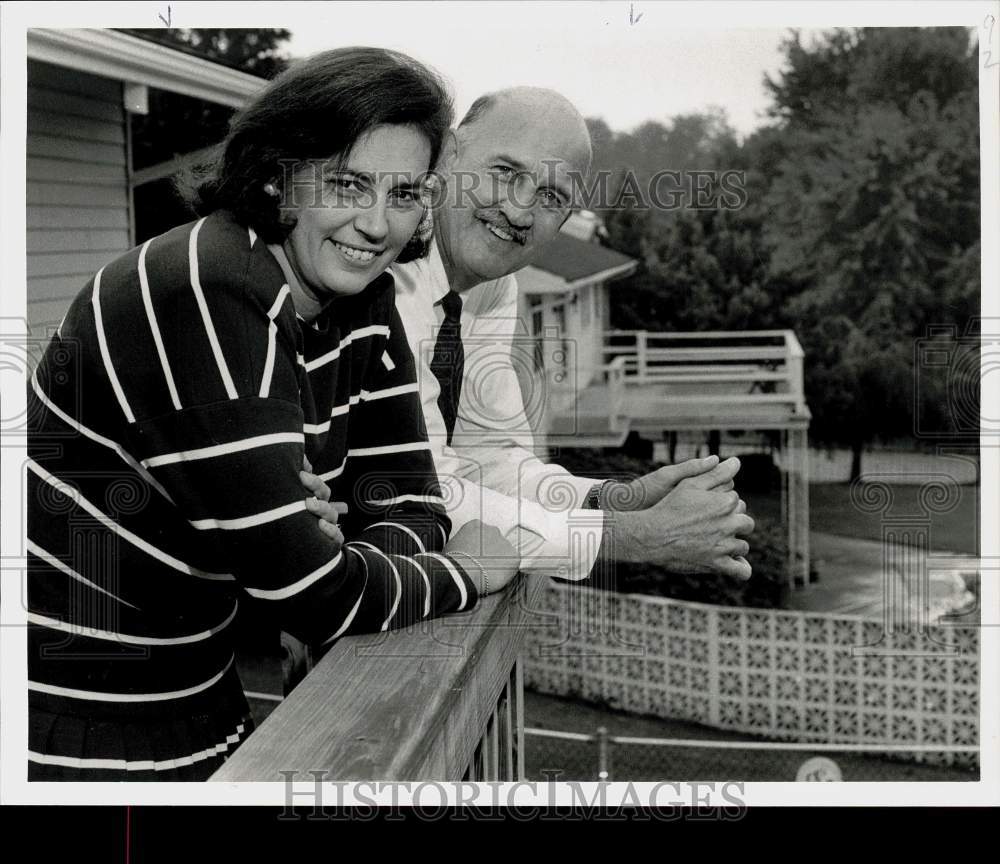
[457,87,592,175]
[432,86,592,292]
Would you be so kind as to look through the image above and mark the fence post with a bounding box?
[596,726,611,781]
[636,331,648,383]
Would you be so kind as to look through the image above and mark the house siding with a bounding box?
[26,60,130,335]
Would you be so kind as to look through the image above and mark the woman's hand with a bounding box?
[301,455,347,546]
[445,520,521,596]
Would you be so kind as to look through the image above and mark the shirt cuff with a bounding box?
[513,506,604,581]
[441,477,603,581]
[534,473,600,512]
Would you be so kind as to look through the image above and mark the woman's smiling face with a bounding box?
[281,124,431,299]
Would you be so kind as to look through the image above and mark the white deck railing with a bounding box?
[603,330,808,416]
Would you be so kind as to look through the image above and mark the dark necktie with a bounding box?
[429,290,464,445]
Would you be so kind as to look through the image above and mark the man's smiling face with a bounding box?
[434,91,592,292]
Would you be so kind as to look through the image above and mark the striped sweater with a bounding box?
[27,210,477,778]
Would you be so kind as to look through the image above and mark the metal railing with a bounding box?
[523,725,979,782]
[212,573,543,782]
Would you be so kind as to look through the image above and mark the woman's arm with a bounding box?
[336,301,496,600]
[107,218,476,645]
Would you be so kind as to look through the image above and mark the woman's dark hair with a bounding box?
[183,46,452,255]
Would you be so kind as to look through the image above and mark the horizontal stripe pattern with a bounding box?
[30,368,174,502]
[28,539,138,610]
[367,521,426,553]
[302,382,420,434]
[142,431,305,469]
[368,493,445,506]
[188,498,309,531]
[304,323,390,371]
[350,441,431,458]
[28,458,232,581]
[29,721,247,773]
[243,551,344,601]
[29,655,235,703]
[27,601,237,645]
[27,210,476,776]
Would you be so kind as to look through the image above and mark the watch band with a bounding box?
[585,479,613,510]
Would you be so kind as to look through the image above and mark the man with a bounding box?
[393,87,753,588]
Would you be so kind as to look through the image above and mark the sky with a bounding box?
[285,4,819,139]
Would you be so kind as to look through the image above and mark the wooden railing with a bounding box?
[212,573,543,782]
[603,329,808,416]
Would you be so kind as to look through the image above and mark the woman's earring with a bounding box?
[263,182,279,198]
[394,208,435,264]
[415,207,434,242]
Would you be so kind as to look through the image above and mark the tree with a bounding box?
[760,27,980,477]
[583,27,978,481]
[120,29,291,78]
[584,110,787,332]
[117,29,292,240]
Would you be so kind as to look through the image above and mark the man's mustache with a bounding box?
[475,211,529,245]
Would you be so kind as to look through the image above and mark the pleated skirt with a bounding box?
[28,664,255,782]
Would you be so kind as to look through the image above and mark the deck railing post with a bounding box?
[786,330,806,414]
[635,331,648,383]
[605,356,626,432]
[515,658,526,780]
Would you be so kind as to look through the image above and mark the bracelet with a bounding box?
[450,551,488,596]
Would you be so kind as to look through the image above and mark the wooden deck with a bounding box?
[546,330,811,444]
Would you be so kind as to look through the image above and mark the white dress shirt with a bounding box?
[392,241,604,580]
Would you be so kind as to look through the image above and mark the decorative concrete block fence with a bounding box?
[523,582,979,768]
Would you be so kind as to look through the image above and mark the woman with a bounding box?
[26,47,507,781]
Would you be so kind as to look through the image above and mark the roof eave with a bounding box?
[530,259,637,292]
[565,259,638,289]
[27,28,264,108]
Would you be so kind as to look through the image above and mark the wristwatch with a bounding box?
[585,479,613,510]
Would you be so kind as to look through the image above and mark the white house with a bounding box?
[512,211,638,440]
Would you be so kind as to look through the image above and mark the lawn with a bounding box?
[524,691,978,783]
[745,482,979,555]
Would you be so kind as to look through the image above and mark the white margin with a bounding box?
[2,0,998,809]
